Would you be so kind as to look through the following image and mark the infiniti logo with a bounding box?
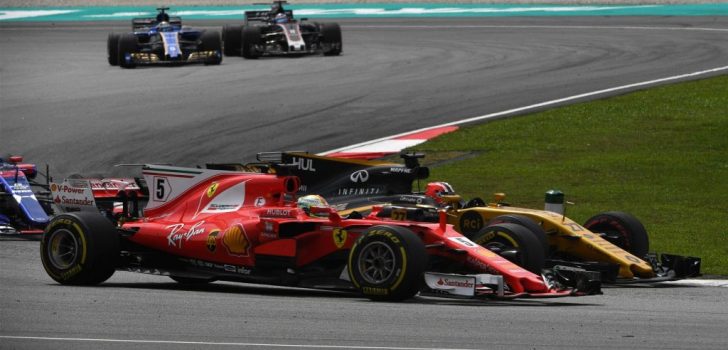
[350,170,369,183]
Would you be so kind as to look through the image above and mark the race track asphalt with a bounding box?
[2,16,728,349]
[2,17,728,176]
[1,238,727,350]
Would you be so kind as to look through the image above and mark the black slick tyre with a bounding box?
[348,225,426,301]
[319,22,342,56]
[241,26,261,59]
[486,214,549,256]
[222,25,242,56]
[40,212,119,285]
[117,33,138,68]
[471,223,545,274]
[200,30,222,65]
[583,211,649,258]
[107,33,120,66]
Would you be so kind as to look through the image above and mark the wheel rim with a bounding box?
[358,241,396,284]
[48,228,80,270]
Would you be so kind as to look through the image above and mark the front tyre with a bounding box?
[40,212,119,285]
[241,26,261,59]
[222,25,242,56]
[348,225,426,301]
[486,214,549,256]
[583,211,649,258]
[319,22,342,56]
[471,223,545,274]
[200,30,223,65]
[117,33,138,69]
[107,33,120,66]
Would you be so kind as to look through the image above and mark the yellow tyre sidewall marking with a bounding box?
[348,230,408,294]
[390,245,407,292]
[42,218,88,279]
[496,231,519,248]
[348,241,361,289]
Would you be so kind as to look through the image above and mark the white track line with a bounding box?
[663,279,728,288]
[0,335,474,349]
[321,65,728,155]
[347,25,728,33]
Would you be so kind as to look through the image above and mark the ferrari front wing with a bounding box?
[420,265,601,300]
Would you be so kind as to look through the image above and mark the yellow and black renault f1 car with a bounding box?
[229,152,701,283]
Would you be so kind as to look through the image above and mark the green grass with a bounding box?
[410,75,728,276]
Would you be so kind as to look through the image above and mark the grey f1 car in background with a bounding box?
[222,1,342,58]
[107,7,222,68]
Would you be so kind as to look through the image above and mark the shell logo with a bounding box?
[222,224,250,257]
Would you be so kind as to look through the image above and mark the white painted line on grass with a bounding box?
[321,65,728,156]
[0,335,476,350]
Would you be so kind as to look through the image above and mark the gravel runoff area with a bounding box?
[0,1,723,8]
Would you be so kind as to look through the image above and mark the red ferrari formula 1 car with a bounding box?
[40,164,600,301]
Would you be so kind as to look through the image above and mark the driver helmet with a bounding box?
[424,182,456,204]
[156,12,170,22]
[156,21,174,32]
[274,12,289,24]
[297,195,329,216]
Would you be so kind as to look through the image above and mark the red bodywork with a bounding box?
[117,165,583,298]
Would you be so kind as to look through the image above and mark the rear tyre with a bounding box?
[471,223,545,274]
[319,22,342,56]
[241,26,261,59]
[583,211,649,258]
[107,33,120,66]
[222,25,242,56]
[486,214,549,256]
[40,212,119,285]
[200,30,222,65]
[348,225,426,301]
[117,33,138,69]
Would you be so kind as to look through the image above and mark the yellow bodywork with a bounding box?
[446,202,655,279]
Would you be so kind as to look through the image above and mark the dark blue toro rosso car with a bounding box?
[107,7,222,68]
[0,156,50,236]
